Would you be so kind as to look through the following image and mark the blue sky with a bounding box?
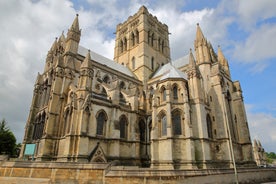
[0,0,275,153]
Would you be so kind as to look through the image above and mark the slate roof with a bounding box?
[78,45,135,78]
[160,63,188,80]
[152,55,189,80]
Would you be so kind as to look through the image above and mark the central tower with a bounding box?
[114,6,171,83]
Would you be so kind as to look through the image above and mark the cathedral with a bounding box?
[20,6,255,169]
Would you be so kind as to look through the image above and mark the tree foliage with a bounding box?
[265,152,276,164]
[0,119,17,156]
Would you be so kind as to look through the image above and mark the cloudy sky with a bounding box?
[0,0,275,152]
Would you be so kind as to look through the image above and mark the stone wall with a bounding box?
[0,161,275,184]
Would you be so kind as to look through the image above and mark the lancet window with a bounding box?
[119,115,128,139]
[172,84,178,100]
[161,86,166,102]
[96,111,107,136]
[139,120,146,142]
[33,112,46,140]
[206,114,213,138]
[172,110,182,135]
[132,57,135,69]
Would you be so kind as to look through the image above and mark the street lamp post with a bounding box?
[222,90,239,184]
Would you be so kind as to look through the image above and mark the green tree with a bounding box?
[265,152,276,164]
[0,119,17,156]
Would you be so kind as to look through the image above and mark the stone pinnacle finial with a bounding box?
[195,23,205,43]
[189,48,196,67]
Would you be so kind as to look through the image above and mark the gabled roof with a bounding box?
[78,45,135,77]
[152,54,189,79]
[160,63,188,81]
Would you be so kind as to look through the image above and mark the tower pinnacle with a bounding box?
[81,50,93,69]
[195,23,206,43]
[70,14,80,32]
[189,48,196,67]
[217,46,230,76]
[65,14,81,53]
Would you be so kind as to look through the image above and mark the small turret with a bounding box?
[44,38,58,72]
[58,31,66,45]
[78,50,94,90]
[187,48,200,80]
[65,14,81,54]
[189,48,196,68]
[81,50,93,69]
[208,42,217,63]
[50,37,58,53]
[217,46,230,76]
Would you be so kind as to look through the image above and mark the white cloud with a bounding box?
[246,104,276,152]
[235,0,276,30]
[233,24,276,63]
[213,0,276,72]
[0,0,76,142]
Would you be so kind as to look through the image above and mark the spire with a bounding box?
[217,45,226,64]
[50,37,58,52]
[65,14,81,53]
[81,50,93,69]
[218,46,230,76]
[194,23,211,64]
[189,48,196,67]
[70,14,80,32]
[58,31,66,44]
[208,41,217,63]
[195,23,206,44]
[35,73,42,85]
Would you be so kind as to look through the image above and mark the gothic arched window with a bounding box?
[161,40,164,53]
[131,32,135,46]
[151,57,154,70]
[33,112,46,140]
[151,33,154,46]
[132,57,135,69]
[139,120,146,142]
[120,81,125,90]
[119,115,128,139]
[161,114,167,136]
[158,38,161,51]
[64,108,72,135]
[135,29,139,44]
[123,37,127,51]
[96,111,107,136]
[120,40,123,53]
[83,106,90,133]
[161,86,166,102]
[172,85,178,100]
[172,110,181,135]
[206,114,213,138]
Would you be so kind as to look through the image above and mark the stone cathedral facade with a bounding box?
[20,6,255,169]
